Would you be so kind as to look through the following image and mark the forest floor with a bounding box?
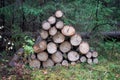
[0,53,120,80]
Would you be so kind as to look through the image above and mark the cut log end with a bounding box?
[29,59,41,68]
[47,42,57,54]
[62,60,69,67]
[42,59,54,68]
[48,16,56,24]
[40,30,48,39]
[79,41,90,54]
[56,21,64,29]
[42,21,51,30]
[60,41,71,53]
[53,32,65,43]
[80,56,87,63]
[55,10,63,18]
[49,27,57,36]
[68,51,79,62]
[37,52,48,61]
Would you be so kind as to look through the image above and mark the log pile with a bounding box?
[10,10,99,68]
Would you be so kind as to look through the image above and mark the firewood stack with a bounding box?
[10,10,99,68]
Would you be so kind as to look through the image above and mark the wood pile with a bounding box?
[10,10,99,68]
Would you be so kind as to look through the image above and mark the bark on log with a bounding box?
[49,27,57,36]
[37,52,48,61]
[48,16,56,24]
[47,42,57,54]
[40,30,48,39]
[80,56,87,63]
[29,59,41,68]
[51,51,63,63]
[56,21,64,29]
[42,21,51,30]
[79,41,90,54]
[62,60,69,67]
[53,32,65,43]
[55,10,63,18]
[42,59,54,68]
[59,41,71,53]
[70,34,82,46]
[68,51,79,61]
[33,40,47,53]
[62,25,75,36]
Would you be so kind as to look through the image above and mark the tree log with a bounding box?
[62,25,75,36]
[51,51,63,63]
[86,52,92,58]
[68,51,79,61]
[42,59,54,68]
[60,41,71,53]
[79,41,89,54]
[55,10,63,18]
[48,16,56,24]
[62,60,69,67]
[70,34,82,46]
[80,56,87,63]
[92,51,98,57]
[49,27,57,36]
[37,52,48,61]
[53,32,65,43]
[30,54,36,60]
[47,42,57,54]
[56,21,64,29]
[42,21,51,30]
[33,40,47,53]
[87,58,92,64]
[29,59,41,68]
[40,30,48,39]
[93,58,98,64]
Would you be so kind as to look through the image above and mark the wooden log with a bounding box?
[79,41,89,54]
[37,52,48,61]
[62,60,69,67]
[71,62,76,66]
[92,51,98,57]
[51,51,63,63]
[55,10,63,18]
[53,32,65,43]
[33,40,47,53]
[80,56,87,63]
[59,41,71,53]
[42,21,51,30]
[62,25,75,36]
[87,58,93,64]
[93,58,98,64]
[48,16,56,24]
[42,59,54,68]
[70,34,82,46]
[49,27,57,36]
[40,30,48,39]
[56,20,64,29]
[9,54,19,67]
[30,54,36,60]
[47,42,57,54]
[29,59,41,68]
[86,52,92,58]
[68,51,79,61]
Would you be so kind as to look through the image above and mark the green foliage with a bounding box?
[23,36,35,57]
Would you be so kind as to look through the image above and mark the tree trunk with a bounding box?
[59,41,71,53]
[56,20,64,29]
[42,59,54,68]
[79,41,89,54]
[68,51,79,61]
[53,32,65,43]
[47,42,57,54]
[29,59,41,68]
[40,30,49,39]
[51,51,63,63]
[70,34,82,46]
[49,27,57,36]
[55,10,63,18]
[42,21,51,30]
[62,25,75,36]
[48,16,56,24]
[37,52,48,61]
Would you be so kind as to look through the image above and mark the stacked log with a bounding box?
[10,10,99,68]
